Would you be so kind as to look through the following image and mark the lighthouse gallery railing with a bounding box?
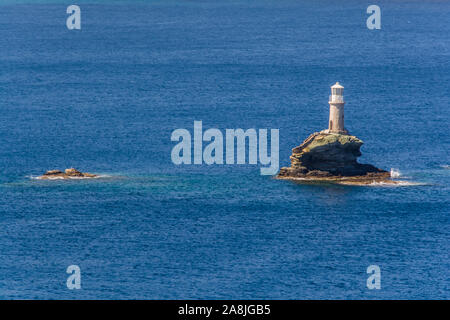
[329,95,344,103]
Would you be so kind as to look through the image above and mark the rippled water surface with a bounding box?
[0,0,449,299]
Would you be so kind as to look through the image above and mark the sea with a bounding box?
[0,0,449,299]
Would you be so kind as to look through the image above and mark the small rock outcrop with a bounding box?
[277,131,391,185]
[39,168,98,179]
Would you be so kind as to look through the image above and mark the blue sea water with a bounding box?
[0,0,449,299]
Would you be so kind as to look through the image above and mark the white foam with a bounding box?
[366,181,427,187]
[94,174,112,178]
[390,168,401,178]
[30,174,112,180]
[440,165,450,169]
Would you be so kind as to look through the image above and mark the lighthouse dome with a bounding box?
[331,82,344,89]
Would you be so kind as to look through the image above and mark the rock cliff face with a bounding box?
[38,168,98,180]
[277,131,390,183]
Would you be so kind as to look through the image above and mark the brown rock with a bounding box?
[65,168,83,176]
[82,173,97,178]
[38,168,98,180]
[306,170,332,178]
[43,170,63,176]
[276,131,392,184]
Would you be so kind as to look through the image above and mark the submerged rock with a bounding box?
[277,131,392,185]
[39,168,98,179]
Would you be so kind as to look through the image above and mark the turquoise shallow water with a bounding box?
[0,1,449,299]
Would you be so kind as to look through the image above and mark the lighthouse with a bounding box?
[328,82,348,134]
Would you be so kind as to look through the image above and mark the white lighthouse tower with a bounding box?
[327,82,348,134]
